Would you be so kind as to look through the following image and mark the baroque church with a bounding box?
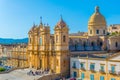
[27,14,69,75]
[27,6,120,76]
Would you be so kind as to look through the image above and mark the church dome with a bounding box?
[88,6,106,26]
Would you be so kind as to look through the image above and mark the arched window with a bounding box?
[90,30,92,34]
[40,59,42,68]
[56,35,58,43]
[103,30,105,34]
[75,41,78,50]
[83,41,86,47]
[91,42,94,46]
[29,38,31,44]
[56,59,59,66]
[40,37,42,45]
[75,44,77,50]
[100,42,103,46]
[115,42,118,47]
[63,35,66,42]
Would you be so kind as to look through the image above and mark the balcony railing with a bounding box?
[72,66,77,69]
[109,70,116,75]
[99,69,105,73]
[80,67,86,71]
[90,68,95,72]
[117,71,120,76]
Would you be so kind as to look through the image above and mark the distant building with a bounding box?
[108,24,120,33]
[0,44,13,65]
[7,44,28,68]
[0,45,3,56]
[70,52,120,80]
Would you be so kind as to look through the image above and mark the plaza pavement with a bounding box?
[0,69,47,80]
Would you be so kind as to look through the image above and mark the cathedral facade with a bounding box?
[27,16,69,75]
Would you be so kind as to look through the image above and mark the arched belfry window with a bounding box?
[40,37,42,45]
[90,30,92,34]
[63,35,66,42]
[56,35,58,43]
[115,42,118,47]
[103,30,105,34]
[29,38,31,44]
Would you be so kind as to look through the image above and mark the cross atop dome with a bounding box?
[40,16,43,25]
[95,6,99,13]
[60,14,63,21]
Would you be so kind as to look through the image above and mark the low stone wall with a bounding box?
[0,67,28,74]
[0,68,17,74]
[38,73,61,80]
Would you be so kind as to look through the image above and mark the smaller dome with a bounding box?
[55,15,66,29]
[88,6,106,26]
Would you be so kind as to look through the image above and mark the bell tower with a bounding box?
[28,23,39,69]
[54,16,69,76]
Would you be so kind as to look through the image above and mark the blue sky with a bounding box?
[0,0,120,39]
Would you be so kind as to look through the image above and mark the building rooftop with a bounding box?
[71,51,120,59]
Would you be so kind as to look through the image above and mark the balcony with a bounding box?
[72,66,77,69]
[90,68,96,72]
[117,71,120,76]
[99,69,105,74]
[80,67,86,71]
[7,57,11,59]
[109,70,116,75]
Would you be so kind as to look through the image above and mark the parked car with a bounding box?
[4,66,12,70]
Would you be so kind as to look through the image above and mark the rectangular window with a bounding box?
[80,63,84,68]
[63,35,66,42]
[90,64,95,70]
[115,42,118,48]
[73,71,77,78]
[96,30,99,34]
[90,74,94,80]
[111,65,115,73]
[81,73,85,79]
[100,65,104,71]
[73,62,76,68]
[111,78,116,80]
[100,76,104,80]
